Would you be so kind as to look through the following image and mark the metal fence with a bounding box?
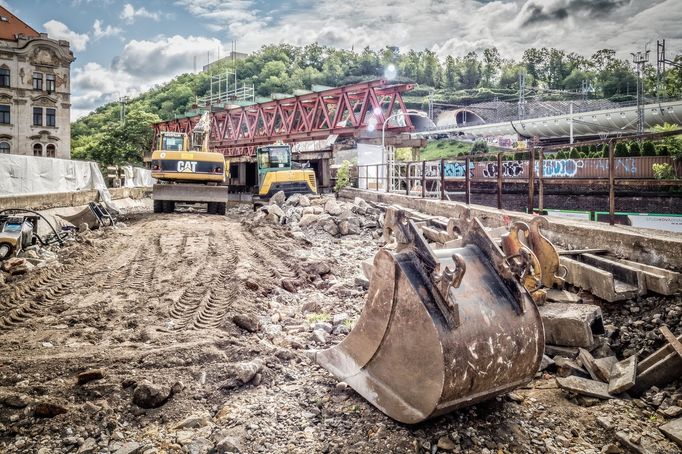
[354,130,682,225]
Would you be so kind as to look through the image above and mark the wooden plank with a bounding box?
[660,326,682,359]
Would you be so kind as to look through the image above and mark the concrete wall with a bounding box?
[341,187,682,271]
[0,187,151,211]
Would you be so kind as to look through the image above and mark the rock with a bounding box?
[267,204,284,218]
[215,436,243,453]
[608,356,637,395]
[539,303,603,348]
[507,392,525,403]
[556,376,614,399]
[320,218,339,236]
[615,431,652,454]
[132,381,171,409]
[299,196,311,207]
[596,416,613,430]
[301,301,320,313]
[594,356,618,382]
[34,401,69,418]
[264,212,279,223]
[311,329,327,344]
[324,199,343,216]
[332,324,350,335]
[353,197,368,209]
[354,276,369,289]
[662,406,682,418]
[540,354,556,372]
[545,344,580,359]
[270,191,286,206]
[306,260,331,276]
[0,393,32,408]
[554,356,591,378]
[174,413,212,429]
[285,193,301,206]
[546,288,582,304]
[299,214,319,227]
[185,437,213,454]
[77,369,105,385]
[335,381,348,391]
[232,314,260,333]
[1,257,31,275]
[77,438,97,454]
[220,360,262,389]
[660,417,682,448]
[338,220,350,236]
[112,442,143,454]
[281,278,298,293]
[332,313,348,326]
[437,436,457,451]
[313,322,333,333]
[578,348,603,382]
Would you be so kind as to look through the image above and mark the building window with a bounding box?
[46,74,55,93]
[46,144,56,158]
[33,143,43,157]
[33,107,43,126]
[0,105,9,124]
[0,68,9,88]
[0,142,9,154]
[46,108,56,127]
[33,72,43,90]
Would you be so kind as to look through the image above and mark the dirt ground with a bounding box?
[0,206,680,454]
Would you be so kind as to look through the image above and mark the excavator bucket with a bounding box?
[316,210,544,424]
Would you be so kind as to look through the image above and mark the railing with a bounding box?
[354,130,682,225]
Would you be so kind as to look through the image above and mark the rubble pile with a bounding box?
[247,191,383,238]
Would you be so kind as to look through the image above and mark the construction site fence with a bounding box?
[353,130,682,226]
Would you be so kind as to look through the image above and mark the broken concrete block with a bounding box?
[556,376,614,400]
[539,354,555,372]
[554,356,590,379]
[660,417,682,448]
[578,348,602,382]
[615,431,655,454]
[594,356,618,382]
[630,331,682,396]
[546,288,582,304]
[539,303,604,348]
[545,344,579,359]
[608,356,638,395]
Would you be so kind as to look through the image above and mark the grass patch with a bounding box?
[306,313,331,324]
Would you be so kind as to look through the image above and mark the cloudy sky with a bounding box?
[3,0,681,119]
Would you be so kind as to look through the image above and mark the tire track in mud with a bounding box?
[167,224,245,330]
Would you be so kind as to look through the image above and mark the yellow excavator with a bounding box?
[253,143,317,208]
[151,113,228,215]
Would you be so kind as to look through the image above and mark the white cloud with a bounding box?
[71,35,226,118]
[43,20,90,51]
[92,19,122,39]
[120,3,161,24]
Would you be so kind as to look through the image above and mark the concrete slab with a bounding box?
[556,376,614,399]
[608,356,638,395]
[578,348,602,382]
[615,431,654,454]
[555,357,590,379]
[545,344,579,359]
[560,256,640,303]
[594,356,618,382]
[631,332,682,396]
[539,303,604,348]
[660,417,682,448]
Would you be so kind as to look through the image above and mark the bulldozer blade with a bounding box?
[316,241,544,424]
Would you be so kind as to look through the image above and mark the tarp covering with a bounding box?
[120,165,154,188]
[0,155,152,214]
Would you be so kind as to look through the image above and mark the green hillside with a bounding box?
[71,44,682,166]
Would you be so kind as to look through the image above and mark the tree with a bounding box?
[522,47,549,87]
[481,47,501,88]
[458,52,482,89]
[444,55,457,89]
[420,49,441,87]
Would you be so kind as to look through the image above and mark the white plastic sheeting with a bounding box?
[120,165,154,188]
[0,154,110,196]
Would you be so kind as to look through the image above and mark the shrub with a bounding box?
[569,148,580,159]
[629,141,641,156]
[653,163,676,179]
[334,160,351,192]
[471,140,489,154]
[614,142,629,157]
[642,141,657,156]
[657,145,671,156]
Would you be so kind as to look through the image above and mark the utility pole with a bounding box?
[656,39,682,101]
[631,45,650,135]
[518,72,526,120]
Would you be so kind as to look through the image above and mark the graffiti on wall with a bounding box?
[616,157,638,175]
[443,161,474,178]
[535,159,585,178]
[481,161,525,178]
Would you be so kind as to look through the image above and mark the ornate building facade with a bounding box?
[0,7,74,159]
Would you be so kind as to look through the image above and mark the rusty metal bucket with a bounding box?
[316,211,544,424]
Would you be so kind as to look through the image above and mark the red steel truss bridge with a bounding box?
[152,79,415,157]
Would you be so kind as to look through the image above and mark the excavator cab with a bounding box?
[254,144,317,206]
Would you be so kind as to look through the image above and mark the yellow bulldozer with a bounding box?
[252,143,317,208]
[151,113,228,215]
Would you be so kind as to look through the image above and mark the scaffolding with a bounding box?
[196,68,255,107]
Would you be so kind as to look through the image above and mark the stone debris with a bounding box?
[77,369,105,385]
[219,360,263,390]
[556,376,614,400]
[608,356,638,395]
[594,356,618,382]
[232,314,260,333]
[132,381,172,409]
[33,401,69,418]
[539,303,604,348]
[660,417,682,447]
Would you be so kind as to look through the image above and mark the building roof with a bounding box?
[0,6,40,41]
